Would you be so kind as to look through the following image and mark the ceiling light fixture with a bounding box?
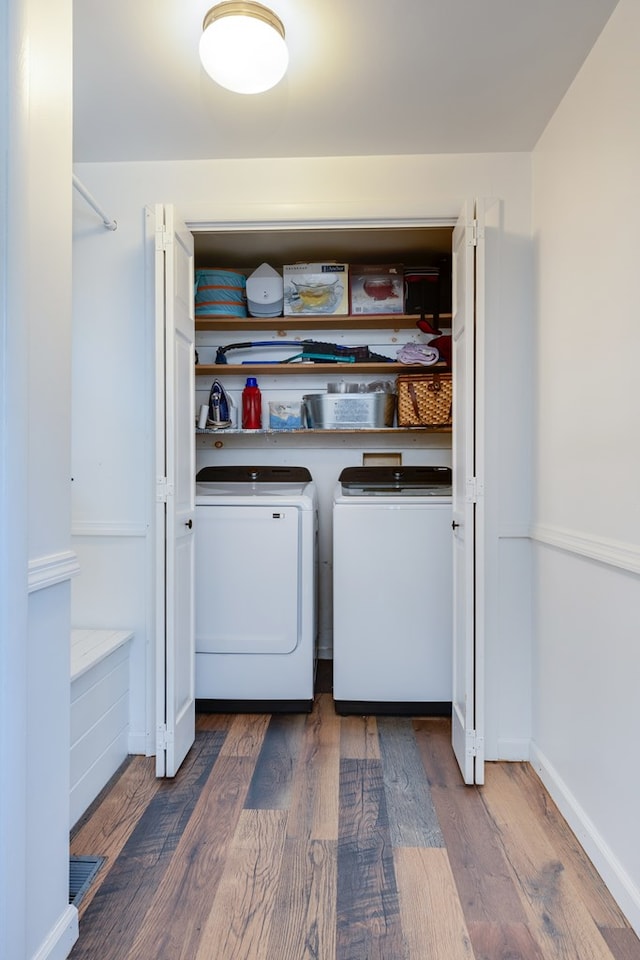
[199,1,289,95]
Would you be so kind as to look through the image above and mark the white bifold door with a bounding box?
[147,199,491,785]
[152,203,196,777]
[451,198,495,786]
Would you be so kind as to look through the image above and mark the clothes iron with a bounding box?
[208,379,231,424]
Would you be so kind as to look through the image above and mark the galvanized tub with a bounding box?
[302,392,396,429]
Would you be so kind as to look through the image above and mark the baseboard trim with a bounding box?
[495,737,530,761]
[530,742,640,937]
[28,551,80,593]
[128,731,151,756]
[531,523,640,575]
[32,904,78,960]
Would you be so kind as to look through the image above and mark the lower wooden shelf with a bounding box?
[196,426,452,436]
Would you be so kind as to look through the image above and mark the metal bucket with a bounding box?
[303,392,396,429]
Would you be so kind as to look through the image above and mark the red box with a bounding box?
[349,264,404,315]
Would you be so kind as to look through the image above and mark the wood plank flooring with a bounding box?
[69,697,640,960]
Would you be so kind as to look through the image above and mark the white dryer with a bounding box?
[195,466,318,711]
[333,466,452,714]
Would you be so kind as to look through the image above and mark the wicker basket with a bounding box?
[396,373,452,427]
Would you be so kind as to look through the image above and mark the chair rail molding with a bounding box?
[531,523,640,576]
[28,550,80,593]
[71,520,148,538]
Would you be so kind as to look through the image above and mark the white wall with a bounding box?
[531,0,640,932]
[72,152,533,761]
[1,0,78,958]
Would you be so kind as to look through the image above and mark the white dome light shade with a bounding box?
[199,2,289,95]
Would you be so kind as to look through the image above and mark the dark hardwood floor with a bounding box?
[69,694,640,959]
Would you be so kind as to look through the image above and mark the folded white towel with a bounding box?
[397,343,440,365]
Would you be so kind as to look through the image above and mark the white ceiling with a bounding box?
[73,0,618,164]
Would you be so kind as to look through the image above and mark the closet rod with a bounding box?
[72,174,117,230]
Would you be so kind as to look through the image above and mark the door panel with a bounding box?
[451,200,484,785]
[154,204,195,777]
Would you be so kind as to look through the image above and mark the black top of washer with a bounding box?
[196,465,312,483]
[338,466,451,490]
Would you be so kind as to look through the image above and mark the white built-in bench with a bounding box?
[70,628,133,828]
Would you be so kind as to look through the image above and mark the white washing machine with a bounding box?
[333,466,452,714]
[195,465,318,711]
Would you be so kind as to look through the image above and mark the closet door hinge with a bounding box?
[156,225,172,252]
[466,476,484,503]
[156,478,174,502]
[156,723,171,752]
[469,730,484,757]
[471,217,485,246]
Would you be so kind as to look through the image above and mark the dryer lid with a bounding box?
[196,465,312,484]
[338,465,452,495]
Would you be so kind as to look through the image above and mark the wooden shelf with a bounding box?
[197,426,452,436]
[196,362,450,377]
[195,313,451,332]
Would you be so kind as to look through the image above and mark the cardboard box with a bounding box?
[349,264,404,315]
[268,401,303,431]
[283,263,349,316]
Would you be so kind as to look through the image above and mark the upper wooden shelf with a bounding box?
[195,362,451,377]
[195,313,451,332]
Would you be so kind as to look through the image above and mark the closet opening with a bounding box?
[189,221,455,713]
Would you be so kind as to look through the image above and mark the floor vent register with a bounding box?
[69,855,105,906]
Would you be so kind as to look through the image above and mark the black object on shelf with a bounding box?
[215,339,394,365]
[404,267,442,335]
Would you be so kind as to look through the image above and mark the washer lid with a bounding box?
[338,465,452,495]
[196,465,312,484]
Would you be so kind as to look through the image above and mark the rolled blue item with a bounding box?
[195,269,247,317]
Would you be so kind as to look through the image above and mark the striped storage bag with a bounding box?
[194,269,247,317]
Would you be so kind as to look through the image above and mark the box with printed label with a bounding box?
[349,264,404,315]
[269,401,303,430]
[283,263,349,316]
